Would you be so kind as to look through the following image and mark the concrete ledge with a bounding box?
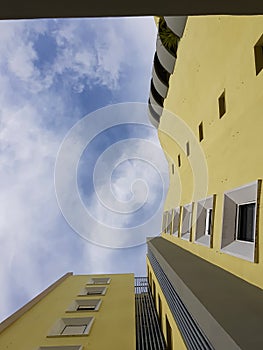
[148,237,263,349]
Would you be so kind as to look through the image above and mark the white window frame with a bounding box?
[172,207,180,237]
[87,277,111,285]
[47,317,94,337]
[162,211,168,233]
[221,181,260,262]
[78,286,107,296]
[181,203,193,241]
[66,299,102,312]
[195,196,214,247]
[167,210,173,234]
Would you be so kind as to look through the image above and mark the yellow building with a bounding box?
[0,273,166,350]
[0,273,137,350]
[147,16,263,349]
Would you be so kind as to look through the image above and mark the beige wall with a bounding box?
[158,16,263,288]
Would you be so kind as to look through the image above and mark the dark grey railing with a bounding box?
[135,277,166,350]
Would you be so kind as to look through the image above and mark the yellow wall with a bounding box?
[147,257,187,350]
[158,16,263,288]
[0,274,135,350]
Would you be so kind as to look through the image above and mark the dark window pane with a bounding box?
[237,203,256,242]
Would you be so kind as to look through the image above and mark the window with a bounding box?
[172,163,174,174]
[186,141,190,157]
[67,299,101,312]
[87,277,110,285]
[218,90,226,118]
[78,286,106,296]
[199,122,204,142]
[61,325,87,335]
[254,34,263,75]
[163,211,172,234]
[167,210,173,234]
[178,154,181,167]
[172,207,180,237]
[162,211,168,233]
[48,317,94,337]
[195,196,215,247]
[181,203,192,241]
[38,347,83,350]
[221,180,260,261]
[236,203,256,242]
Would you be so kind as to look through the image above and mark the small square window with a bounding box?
[236,202,256,242]
[221,180,260,261]
[61,325,87,335]
[67,299,102,312]
[87,277,110,285]
[78,287,106,296]
[181,203,192,241]
[218,91,226,118]
[254,34,263,75]
[77,305,95,311]
[48,317,94,337]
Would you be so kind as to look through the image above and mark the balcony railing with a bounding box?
[135,277,166,350]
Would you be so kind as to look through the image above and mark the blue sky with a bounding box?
[0,17,169,321]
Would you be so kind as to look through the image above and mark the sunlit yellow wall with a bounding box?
[0,274,135,350]
[147,257,187,349]
[158,16,263,288]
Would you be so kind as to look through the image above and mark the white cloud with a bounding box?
[0,17,163,323]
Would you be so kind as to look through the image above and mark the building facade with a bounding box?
[147,15,263,349]
[0,273,165,350]
[0,273,137,350]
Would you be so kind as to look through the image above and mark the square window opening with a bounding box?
[48,317,94,337]
[195,196,214,246]
[61,325,87,335]
[67,299,101,312]
[79,287,106,296]
[221,180,260,262]
[236,202,256,242]
[87,277,110,285]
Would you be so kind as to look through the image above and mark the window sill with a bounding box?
[181,232,190,241]
[195,235,211,247]
[220,240,255,262]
